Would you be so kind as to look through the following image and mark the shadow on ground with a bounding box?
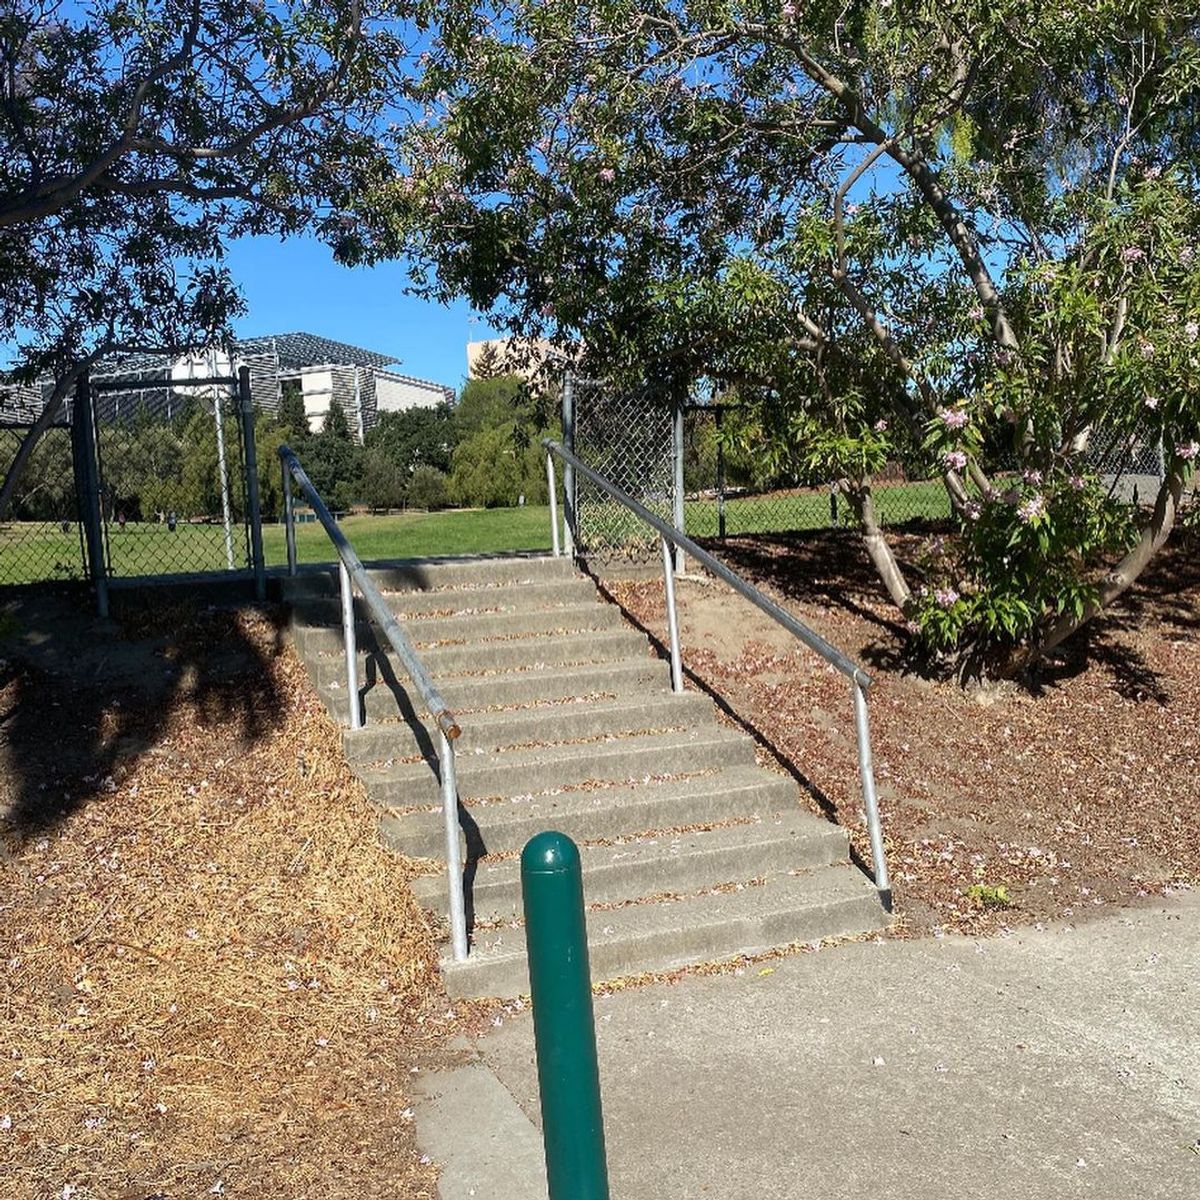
[697,526,1200,704]
[0,584,286,843]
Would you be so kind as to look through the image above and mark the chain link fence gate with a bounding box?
[91,373,257,582]
[568,376,679,562]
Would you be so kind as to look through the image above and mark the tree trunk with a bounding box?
[842,478,912,611]
[1035,469,1186,660]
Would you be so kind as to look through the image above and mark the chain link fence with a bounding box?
[93,384,253,579]
[0,423,87,585]
[571,377,677,561]
[682,404,1172,541]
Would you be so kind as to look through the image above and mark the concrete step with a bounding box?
[280,554,574,599]
[439,863,887,998]
[363,726,757,809]
[342,691,716,763]
[318,658,670,723]
[379,764,796,858]
[290,576,600,622]
[292,602,625,652]
[302,628,650,687]
[413,811,849,924]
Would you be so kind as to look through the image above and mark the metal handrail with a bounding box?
[543,438,892,909]
[279,444,470,959]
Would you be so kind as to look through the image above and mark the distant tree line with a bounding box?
[3,373,559,524]
[285,373,558,513]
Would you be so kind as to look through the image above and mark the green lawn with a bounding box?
[1,479,953,586]
[263,505,554,565]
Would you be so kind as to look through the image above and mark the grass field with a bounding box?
[0,478,954,585]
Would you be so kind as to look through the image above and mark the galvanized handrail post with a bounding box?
[339,559,362,731]
[237,366,267,601]
[852,680,891,911]
[282,462,298,577]
[660,535,683,693]
[546,451,561,557]
[439,730,469,962]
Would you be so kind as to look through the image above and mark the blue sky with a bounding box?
[225,234,504,390]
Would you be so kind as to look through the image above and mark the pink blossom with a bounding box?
[939,407,969,430]
[598,167,615,183]
[1176,441,1199,461]
[781,0,798,18]
[873,418,888,433]
[1138,338,1156,360]
[1068,474,1086,491]
[1143,394,1159,410]
[1120,246,1144,263]
[943,450,968,471]
[1022,468,1043,485]
[967,305,985,322]
[1181,245,1195,265]
[904,619,922,635]
[963,501,982,521]
[1185,321,1199,343]
[934,587,960,608]
[1017,494,1046,523]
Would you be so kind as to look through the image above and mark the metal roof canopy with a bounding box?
[89,375,237,391]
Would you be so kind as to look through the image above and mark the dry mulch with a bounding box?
[603,529,1200,939]
[0,601,465,1200]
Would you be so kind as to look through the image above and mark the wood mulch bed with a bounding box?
[0,599,466,1200]
[602,529,1199,939]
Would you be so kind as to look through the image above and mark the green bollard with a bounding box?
[521,831,611,1200]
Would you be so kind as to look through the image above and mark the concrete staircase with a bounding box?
[285,554,887,998]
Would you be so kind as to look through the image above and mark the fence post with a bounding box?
[672,398,685,573]
[715,406,726,540]
[238,366,267,600]
[561,374,577,558]
[72,372,109,619]
[521,831,610,1200]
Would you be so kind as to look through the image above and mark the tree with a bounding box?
[277,382,311,449]
[455,375,544,438]
[364,0,1200,676]
[471,341,506,379]
[406,464,450,510]
[364,402,458,479]
[359,447,407,510]
[304,395,361,511]
[0,0,414,518]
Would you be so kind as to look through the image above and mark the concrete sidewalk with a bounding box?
[416,895,1199,1199]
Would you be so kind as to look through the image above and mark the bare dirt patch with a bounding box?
[601,531,1200,939]
[0,596,464,1199]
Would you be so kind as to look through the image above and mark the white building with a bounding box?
[3,332,454,439]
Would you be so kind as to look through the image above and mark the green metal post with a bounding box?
[521,831,610,1200]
